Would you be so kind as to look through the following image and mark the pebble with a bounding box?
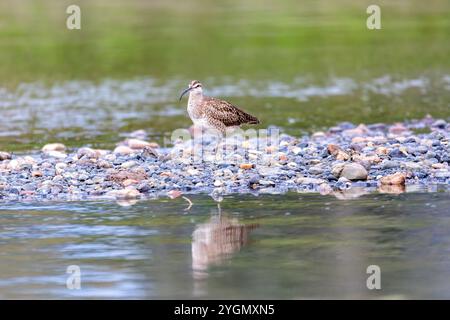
[327,144,350,160]
[308,165,324,175]
[380,160,400,169]
[141,146,159,159]
[376,147,389,155]
[32,170,43,177]
[123,179,138,187]
[291,147,302,155]
[42,143,66,153]
[0,117,447,202]
[121,161,137,169]
[7,159,20,170]
[239,163,254,170]
[380,172,406,186]
[107,187,141,200]
[265,146,277,153]
[435,170,450,179]
[344,124,369,136]
[432,119,446,129]
[336,177,352,190]
[55,162,67,174]
[258,166,282,177]
[113,145,135,155]
[286,162,297,169]
[432,163,447,169]
[339,163,368,181]
[97,160,113,168]
[0,152,11,161]
[77,147,100,159]
[46,151,67,159]
[389,148,407,158]
[318,183,333,195]
[389,123,408,135]
[123,139,159,150]
[187,168,200,175]
[402,162,422,170]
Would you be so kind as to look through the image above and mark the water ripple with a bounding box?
[0,75,447,141]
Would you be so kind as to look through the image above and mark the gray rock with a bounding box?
[340,163,368,181]
[336,177,352,190]
[381,160,400,169]
[412,145,429,154]
[308,165,324,175]
[389,148,407,158]
[258,166,282,177]
[51,185,63,195]
[431,119,446,129]
[78,174,89,181]
[435,171,450,179]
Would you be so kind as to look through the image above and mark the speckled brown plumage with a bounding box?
[180,80,260,134]
[200,97,260,127]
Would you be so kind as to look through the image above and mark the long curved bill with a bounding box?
[179,87,192,101]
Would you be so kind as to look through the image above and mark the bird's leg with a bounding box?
[201,119,226,160]
[217,202,222,217]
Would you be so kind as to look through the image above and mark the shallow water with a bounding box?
[0,75,449,153]
[0,191,449,299]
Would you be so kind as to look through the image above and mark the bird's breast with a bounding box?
[187,100,203,121]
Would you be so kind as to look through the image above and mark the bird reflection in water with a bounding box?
[378,184,406,194]
[191,206,259,283]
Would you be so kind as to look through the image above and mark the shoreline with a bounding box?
[0,116,449,204]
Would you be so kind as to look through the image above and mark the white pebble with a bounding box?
[287,162,297,169]
[46,151,67,159]
[42,143,66,152]
[121,161,137,169]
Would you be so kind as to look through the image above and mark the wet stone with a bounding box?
[0,152,12,161]
[432,119,447,129]
[339,163,368,181]
[0,117,448,202]
[389,148,407,158]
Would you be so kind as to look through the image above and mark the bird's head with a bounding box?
[179,80,203,101]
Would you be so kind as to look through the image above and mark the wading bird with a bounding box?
[179,80,260,134]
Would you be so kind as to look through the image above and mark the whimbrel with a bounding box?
[179,80,260,134]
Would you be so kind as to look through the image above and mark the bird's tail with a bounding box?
[246,114,260,125]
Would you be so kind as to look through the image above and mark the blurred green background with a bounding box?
[0,0,449,151]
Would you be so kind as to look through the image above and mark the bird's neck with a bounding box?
[188,91,203,107]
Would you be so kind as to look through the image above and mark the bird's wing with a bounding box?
[201,97,260,127]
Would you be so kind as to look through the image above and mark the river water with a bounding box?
[0,0,449,299]
[0,191,449,299]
